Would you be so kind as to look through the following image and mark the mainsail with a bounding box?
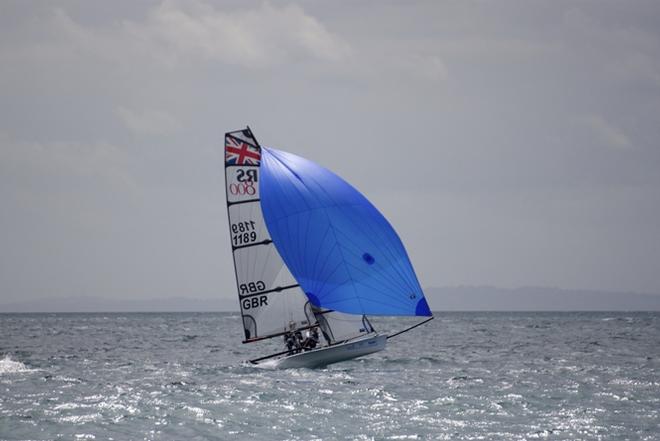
[224,127,431,347]
[225,129,312,341]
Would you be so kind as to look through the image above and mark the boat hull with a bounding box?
[258,334,387,369]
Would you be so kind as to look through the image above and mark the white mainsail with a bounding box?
[225,129,311,341]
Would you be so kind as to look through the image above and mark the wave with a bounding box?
[0,355,37,374]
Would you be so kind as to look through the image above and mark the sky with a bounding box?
[1,0,659,307]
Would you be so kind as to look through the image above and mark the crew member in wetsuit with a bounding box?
[284,333,296,355]
[302,328,320,351]
[293,330,303,353]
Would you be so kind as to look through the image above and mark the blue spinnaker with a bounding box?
[259,147,431,317]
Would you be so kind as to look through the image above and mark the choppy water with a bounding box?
[1,312,659,440]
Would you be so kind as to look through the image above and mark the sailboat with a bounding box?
[224,127,433,369]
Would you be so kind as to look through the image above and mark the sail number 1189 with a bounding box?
[231,221,257,246]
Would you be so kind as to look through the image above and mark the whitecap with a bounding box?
[0,355,37,374]
[59,414,102,424]
[184,405,208,419]
[54,402,85,410]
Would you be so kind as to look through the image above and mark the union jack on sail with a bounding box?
[225,137,261,165]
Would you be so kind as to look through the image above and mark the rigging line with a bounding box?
[387,317,434,340]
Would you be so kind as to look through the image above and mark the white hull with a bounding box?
[257,334,387,369]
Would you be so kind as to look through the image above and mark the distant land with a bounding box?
[1,286,660,312]
[425,286,660,311]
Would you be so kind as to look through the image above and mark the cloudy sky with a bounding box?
[1,0,659,306]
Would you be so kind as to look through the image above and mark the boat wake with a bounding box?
[246,359,278,370]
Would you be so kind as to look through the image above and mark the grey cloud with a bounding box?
[116,107,181,136]
[1,1,659,306]
[574,115,632,151]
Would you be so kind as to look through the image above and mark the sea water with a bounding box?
[1,312,658,440]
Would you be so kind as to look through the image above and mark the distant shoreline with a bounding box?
[2,286,659,313]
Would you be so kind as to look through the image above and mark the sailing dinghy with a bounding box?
[224,127,432,368]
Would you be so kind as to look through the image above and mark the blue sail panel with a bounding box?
[259,147,431,317]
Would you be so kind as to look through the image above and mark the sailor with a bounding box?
[284,333,296,355]
[301,328,319,351]
[293,330,303,353]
